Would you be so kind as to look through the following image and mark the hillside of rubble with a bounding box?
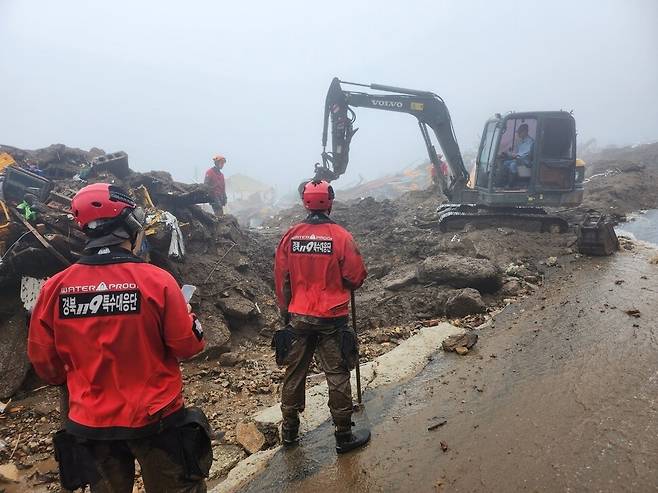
[0,141,657,490]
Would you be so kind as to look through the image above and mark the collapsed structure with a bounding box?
[0,144,280,400]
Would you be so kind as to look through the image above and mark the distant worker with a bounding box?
[28,183,211,492]
[430,153,449,192]
[274,180,370,453]
[503,123,534,188]
[205,154,228,216]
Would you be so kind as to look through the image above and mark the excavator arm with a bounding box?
[315,78,469,201]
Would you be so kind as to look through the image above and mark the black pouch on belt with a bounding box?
[340,326,359,370]
[271,326,296,366]
[176,407,213,480]
[52,430,99,490]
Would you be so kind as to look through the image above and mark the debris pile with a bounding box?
[265,187,575,328]
[1,140,657,488]
[0,144,280,400]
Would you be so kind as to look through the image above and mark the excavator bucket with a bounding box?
[577,211,619,256]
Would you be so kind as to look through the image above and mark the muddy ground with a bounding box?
[0,142,657,490]
[241,240,658,493]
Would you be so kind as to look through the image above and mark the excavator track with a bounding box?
[436,205,569,233]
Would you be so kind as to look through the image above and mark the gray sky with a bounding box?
[1,0,657,190]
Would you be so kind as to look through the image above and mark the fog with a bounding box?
[1,0,657,191]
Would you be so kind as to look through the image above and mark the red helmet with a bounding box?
[71,183,138,236]
[302,180,334,212]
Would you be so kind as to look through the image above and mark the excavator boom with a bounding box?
[316,78,469,200]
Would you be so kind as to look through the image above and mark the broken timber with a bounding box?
[11,209,71,267]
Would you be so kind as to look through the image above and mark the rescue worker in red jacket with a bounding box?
[274,180,370,453]
[28,183,210,492]
[204,154,227,216]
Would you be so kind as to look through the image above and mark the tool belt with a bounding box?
[272,326,296,366]
[272,324,358,370]
[53,406,213,490]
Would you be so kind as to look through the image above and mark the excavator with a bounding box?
[313,78,586,232]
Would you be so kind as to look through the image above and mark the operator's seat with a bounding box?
[517,164,532,179]
[516,142,534,185]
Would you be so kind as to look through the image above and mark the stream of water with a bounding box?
[616,209,658,245]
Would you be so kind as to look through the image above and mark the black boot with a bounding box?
[281,425,299,447]
[334,427,371,454]
[281,412,300,447]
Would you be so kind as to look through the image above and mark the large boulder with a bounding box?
[216,296,256,320]
[417,254,502,293]
[195,315,231,360]
[445,288,486,317]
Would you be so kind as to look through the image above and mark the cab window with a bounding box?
[478,122,499,170]
[499,118,537,158]
[540,118,575,159]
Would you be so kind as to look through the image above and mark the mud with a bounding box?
[241,242,658,493]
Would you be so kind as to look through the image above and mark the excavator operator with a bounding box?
[502,123,534,188]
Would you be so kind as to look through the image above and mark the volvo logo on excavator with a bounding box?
[370,99,403,108]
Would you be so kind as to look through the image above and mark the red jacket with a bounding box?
[205,167,226,201]
[275,213,367,319]
[28,248,204,438]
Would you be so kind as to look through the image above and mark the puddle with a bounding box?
[616,209,658,246]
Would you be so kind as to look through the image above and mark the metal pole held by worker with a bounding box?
[350,290,362,406]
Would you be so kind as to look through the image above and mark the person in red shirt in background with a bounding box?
[430,153,449,193]
[274,180,370,453]
[204,154,227,216]
[28,183,210,492]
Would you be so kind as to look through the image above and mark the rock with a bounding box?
[546,256,558,267]
[235,256,250,273]
[455,346,469,356]
[236,422,266,454]
[217,296,256,320]
[523,275,541,285]
[367,264,390,279]
[417,254,502,293]
[218,352,243,367]
[442,332,478,353]
[0,463,20,482]
[0,309,30,400]
[427,418,447,431]
[445,288,486,317]
[382,269,417,291]
[374,333,391,344]
[501,278,523,297]
[194,316,231,360]
[208,444,247,480]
